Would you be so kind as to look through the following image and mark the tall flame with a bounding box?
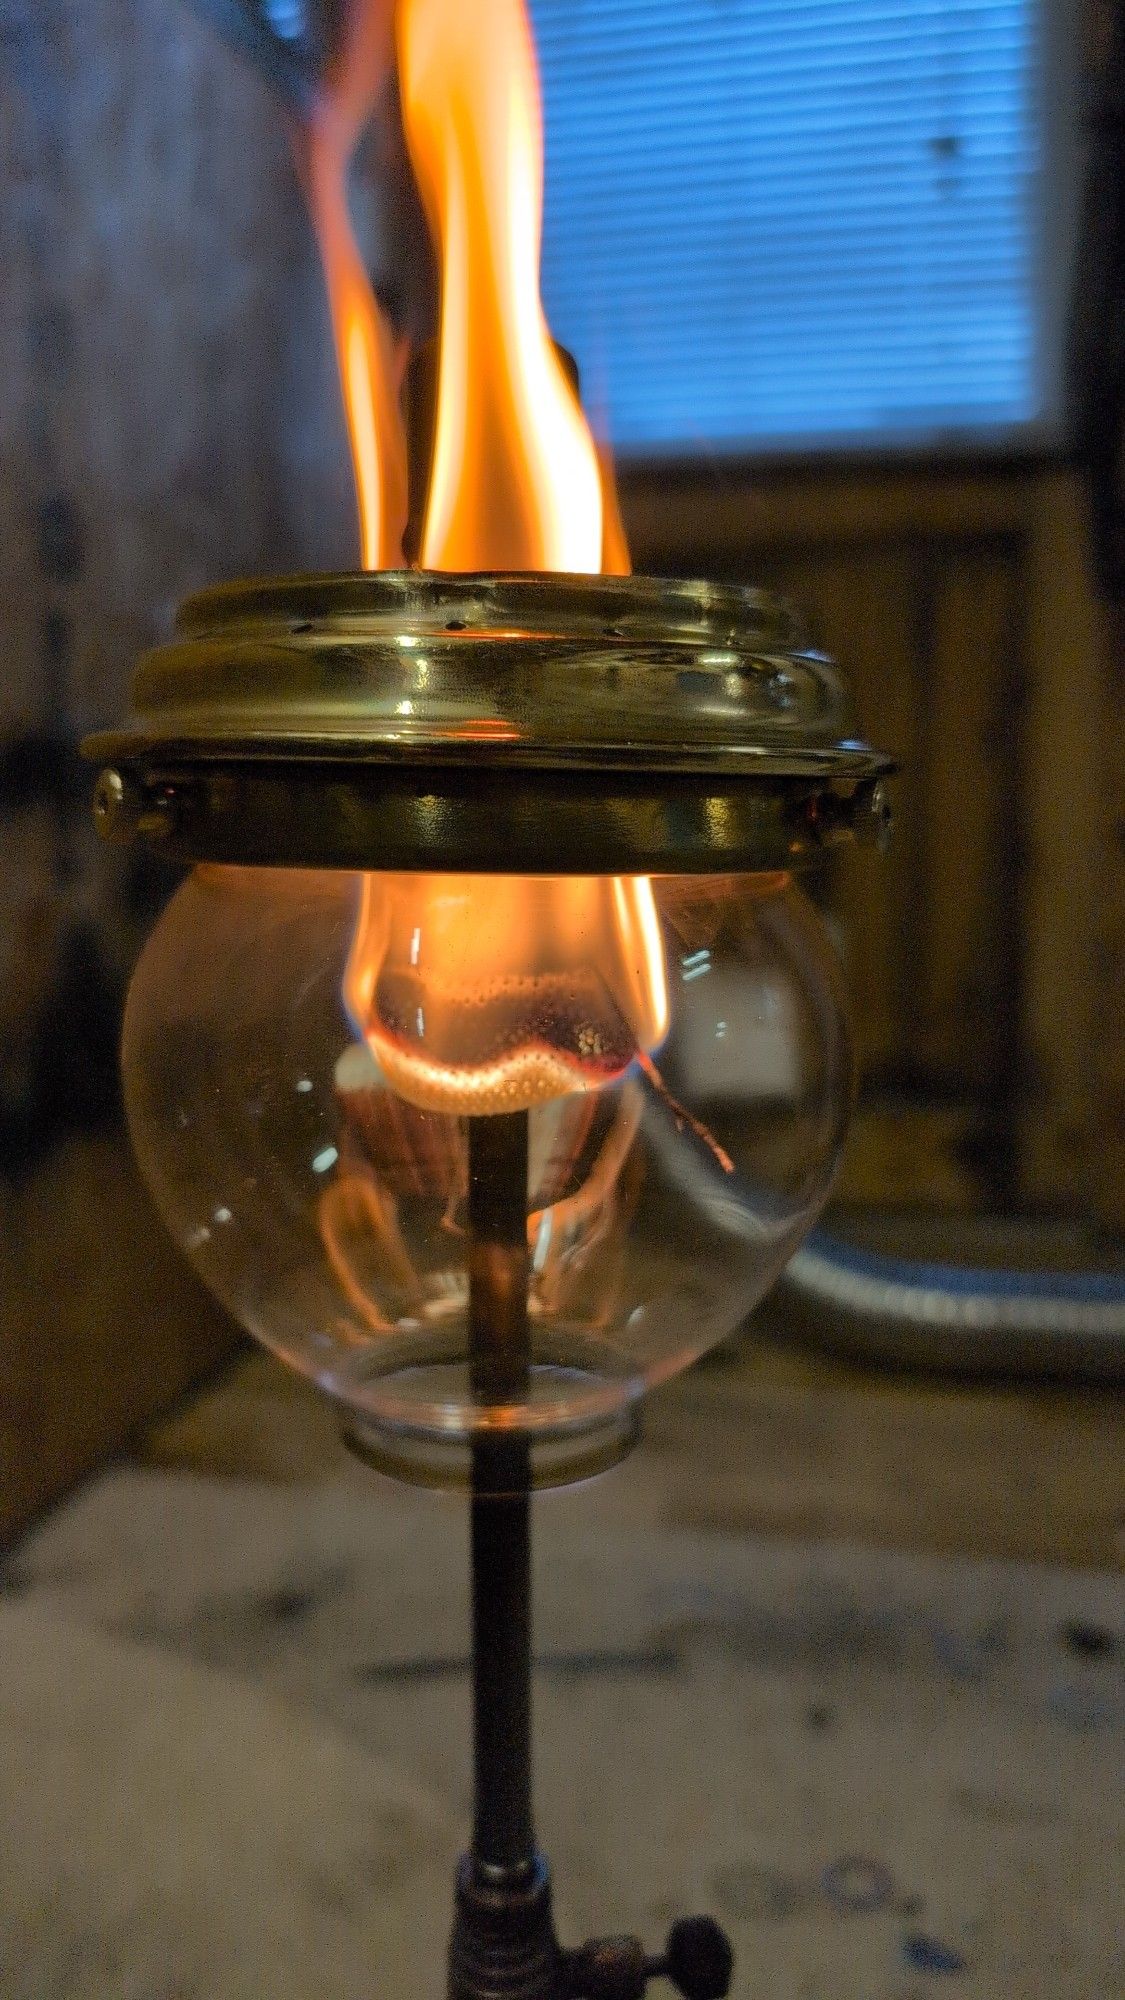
[294,0,624,577]
[294,0,408,567]
[289,0,667,1121]
[396,0,603,571]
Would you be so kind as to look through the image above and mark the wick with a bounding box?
[636,1050,735,1174]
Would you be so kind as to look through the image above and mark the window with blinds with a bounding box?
[531,0,1047,456]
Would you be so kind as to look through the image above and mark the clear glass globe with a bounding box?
[123,865,852,1482]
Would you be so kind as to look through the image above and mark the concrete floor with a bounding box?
[1,1336,1122,2000]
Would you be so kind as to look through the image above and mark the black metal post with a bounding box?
[448,1111,563,2000]
[467,1110,534,1875]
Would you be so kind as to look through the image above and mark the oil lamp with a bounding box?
[86,566,890,1997]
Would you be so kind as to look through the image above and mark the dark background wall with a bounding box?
[0,0,362,1536]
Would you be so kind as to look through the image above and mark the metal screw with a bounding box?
[93,768,135,844]
[92,767,172,846]
[855,778,893,851]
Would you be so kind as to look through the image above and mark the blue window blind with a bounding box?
[530,0,1043,455]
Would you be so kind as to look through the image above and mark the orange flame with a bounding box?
[396,0,604,571]
[294,0,626,575]
[289,0,664,1120]
[343,872,668,1115]
[597,441,631,577]
[293,0,408,567]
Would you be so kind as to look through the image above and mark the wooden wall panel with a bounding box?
[1020,473,1107,1209]
[624,462,1114,1213]
[1095,603,1125,1236]
[766,547,922,1083]
[765,540,1024,1121]
[917,551,1023,1102]
[0,1139,236,1543]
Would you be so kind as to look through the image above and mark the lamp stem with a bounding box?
[450,1110,735,2000]
[466,1109,534,1876]
[449,1112,562,2000]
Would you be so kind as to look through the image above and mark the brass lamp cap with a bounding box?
[84,571,892,872]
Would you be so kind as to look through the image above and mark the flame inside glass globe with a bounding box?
[123,865,852,1482]
[343,873,669,1113]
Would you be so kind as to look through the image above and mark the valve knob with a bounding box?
[663,1916,734,2000]
[565,1915,733,2000]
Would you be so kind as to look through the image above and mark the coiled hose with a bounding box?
[778,1228,1125,1383]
